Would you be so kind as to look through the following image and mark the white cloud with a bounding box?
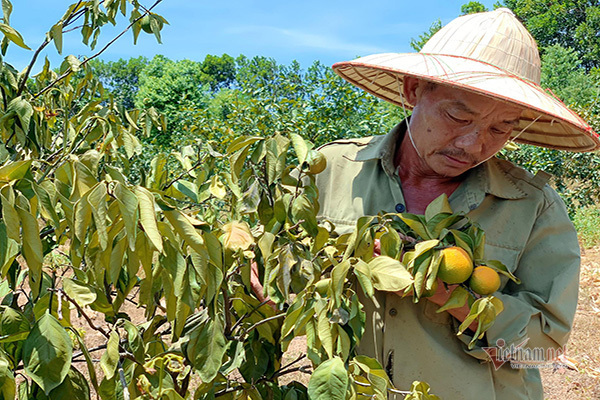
[226,25,389,55]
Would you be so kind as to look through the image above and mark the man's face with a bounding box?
[404,77,523,178]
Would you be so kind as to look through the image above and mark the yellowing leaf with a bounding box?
[62,279,97,307]
[209,175,226,199]
[0,160,32,182]
[134,187,163,253]
[368,256,413,292]
[221,221,253,251]
[0,22,30,49]
[100,330,119,380]
[164,208,205,254]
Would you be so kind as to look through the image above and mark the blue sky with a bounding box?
[6,1,500,72]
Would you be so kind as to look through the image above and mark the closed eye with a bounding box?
[446,112,469,124]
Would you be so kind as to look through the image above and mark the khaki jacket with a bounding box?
[315,123,580,399]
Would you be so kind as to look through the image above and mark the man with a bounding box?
[315,8,600,399]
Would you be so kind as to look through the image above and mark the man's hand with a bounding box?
[426,279,479,331]
[250,261,276,308]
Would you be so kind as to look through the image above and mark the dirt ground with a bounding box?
[539,245,600,400]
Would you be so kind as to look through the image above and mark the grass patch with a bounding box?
[573,206,600,249]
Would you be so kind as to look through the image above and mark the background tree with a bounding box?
[88,56,149,109]
[503,0,600,71]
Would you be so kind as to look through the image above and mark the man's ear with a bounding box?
[403,76,420,106]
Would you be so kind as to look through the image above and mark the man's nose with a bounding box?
[454,129,483,153]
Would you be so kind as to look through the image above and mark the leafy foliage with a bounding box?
[503,0,600,71]
[501,42,600,214]
[88,56,149,109]
[1,1,599,399]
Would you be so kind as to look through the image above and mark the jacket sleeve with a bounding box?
[461,190,580,360]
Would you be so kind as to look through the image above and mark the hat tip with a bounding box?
[495,7,515,16]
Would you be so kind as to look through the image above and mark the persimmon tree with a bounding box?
[0,2,511,399]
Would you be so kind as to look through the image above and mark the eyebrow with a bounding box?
[448,101,522,125]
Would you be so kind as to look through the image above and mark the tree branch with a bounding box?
[50,288,109,338]
[33,0,163,100]
[16,0,91,96]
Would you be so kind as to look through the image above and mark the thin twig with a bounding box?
[237,313,285,340]
[33,0,163,100]
[16,0,90,96]
[163,157,204,190]
[50,288,109,338]
[72,344,108,360]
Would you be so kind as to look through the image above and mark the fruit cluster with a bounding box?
[438,246,501,295]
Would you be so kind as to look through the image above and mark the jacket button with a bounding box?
[395,203,406,213]
[389,308,398,317]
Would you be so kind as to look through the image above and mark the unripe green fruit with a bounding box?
[140,15,153,33]
[304,150,327,174]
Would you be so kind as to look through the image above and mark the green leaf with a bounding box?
[2,0,13,24]
[48,367,90,399]
[113,182,138,250]
[291,194,318,236]
[134,187,163,253]
[73,195,92,243]
[1,97,33,131]
[331,259,350,305]
[0,22,29,49]
[450,230,474,254]
[436,286,469,313]
[399,213,431,240]
[379,228,402,259]
[221,221,254,251]
[258,231,275,260]
[23,313,73,395]
[424,193,453,222]
[33,182,60,230]
[0,223,19,276]
[405,381,440,400]
[87,183,108,250]
[351,356,390,397]
[226,136,262,155]
[15,205,43,292]
[164,208,206,254]
[368,256,413,292]
[428,214,464,239]
[186,318,227,382]
[62,279,97,307]
[67,328,98,391]
[49,23,63,53]
[290,133,310,164]
[353,259,374,297]
[0,160,32,182]
[412,239,440,258]
[0,192,19,241]
[0,354,15,400]
[485,259,521,284]
[100,330,119,380]
[307,357,349,400]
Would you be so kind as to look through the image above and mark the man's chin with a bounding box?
[432,156,476,177]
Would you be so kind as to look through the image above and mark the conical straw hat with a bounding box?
[333,8,600,152]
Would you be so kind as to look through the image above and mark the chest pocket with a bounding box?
[483,243,522,289]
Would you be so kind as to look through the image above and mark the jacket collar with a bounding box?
[352,121,527,200]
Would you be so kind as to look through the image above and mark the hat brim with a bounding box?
[333,53,600,152]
